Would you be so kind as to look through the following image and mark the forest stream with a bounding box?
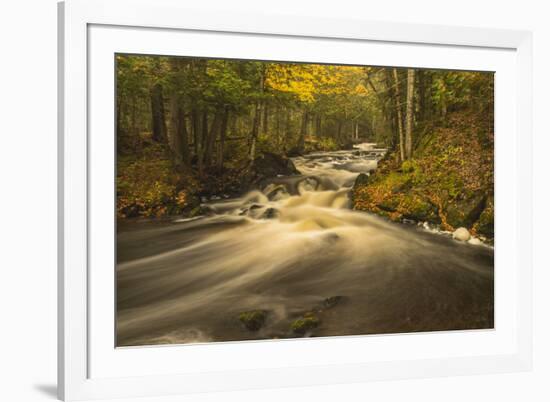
[116,144,494,346]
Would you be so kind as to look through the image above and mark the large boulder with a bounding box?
[286,147,303,157]
[241,153,301,192]
[252,152,300,180]
[354,173,369,187]
[445,193,487,229]
[350,173,369,204]
[400,195,440,224]
[476,195,494,238]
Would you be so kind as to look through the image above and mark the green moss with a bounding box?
[440,172,464,199]
[291,313,320,334]
[476,196,494,237]
[239,310,267,331]
[446,194,487,229]
[400,194,439,223]
[401,159,416,173]
[377,197,400,212]
[352,112,493,237]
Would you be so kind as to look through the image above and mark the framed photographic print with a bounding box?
[58,0,533,400]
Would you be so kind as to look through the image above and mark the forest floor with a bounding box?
[351,110,494,240]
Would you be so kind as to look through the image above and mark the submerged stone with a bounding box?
[291,313,320,335]
[238,310,267,331]
[261,208,279,219]
[323,296,344,309]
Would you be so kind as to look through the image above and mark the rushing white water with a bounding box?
[117,144,494,346]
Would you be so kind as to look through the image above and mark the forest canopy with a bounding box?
[117,55,492,166]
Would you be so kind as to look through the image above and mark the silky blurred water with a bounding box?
[116,144,493,346]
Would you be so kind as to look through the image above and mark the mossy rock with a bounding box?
[354,173,369,187]
[401,160,416,173]
[350,173,369,203]
[400,195,440,224]
[391,176,413,193]
[261,207,279,219]
[239,310,267,331]
[445,194,486,229]
[291,313,320,335]
[476,196,494,237]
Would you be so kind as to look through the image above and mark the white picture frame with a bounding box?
[58,0,533,400]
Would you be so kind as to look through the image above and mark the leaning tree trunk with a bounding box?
[392,68,405,163]
[151,83,167,144]
[405,68,415,160]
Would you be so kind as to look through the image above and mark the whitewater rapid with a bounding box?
[116,144,493,346]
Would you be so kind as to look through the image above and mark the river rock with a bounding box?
[468,237,483,246]
[260,208,279,219]
[290,313,320,335]
[476,195,494,238]
[239,310,267,331]
[286,147,303,157]
[251,152,300,181]
[297,177,319,194]
[446,194,487,229]
[452,227,471,241]
[354,173,369,187]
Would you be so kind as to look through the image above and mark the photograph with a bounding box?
[115,54,494,347]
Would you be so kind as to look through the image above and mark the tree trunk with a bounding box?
[217,108,229,172]
[204,111,222,168]
[191,108,205,176]
[151,83,167,143]
[275,104,281,146]
[284,109,291,152]
[298,110,308,152]
[249,104,261,162]
[405,68,415,160]
[315,115,321,137]
[392,68,405,162]
[198,111,208,175]
[262,102,269,135]
[248,67,265,162]
[417,70,426,123]
[169,96,190,167]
